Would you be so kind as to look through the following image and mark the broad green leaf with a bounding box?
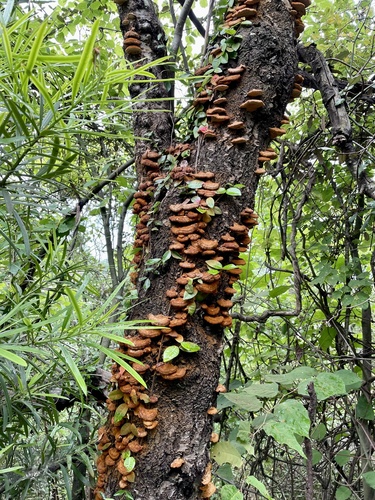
[335,369,362,391]
[221,484,244,500]
[269,286,290,298]
[264,419,305,457]
[264,401,310,457]
[318,327,337,351]
[222,392,262,412]
[311,423,327,441]
[363,471,375,489]
[216,464,234,482]
[335,450,351,466]
[163,345,180,362]
[312,449,322,465]
[298,373,347,401]
[246,476,274,500]
[211,441,242,467]
[356,395,374,421]
[335,486,351,500]
[265,366,317,386]
[206,197,215,208]
[187,180,204,189]
[244,382,279,398]
[274,400,310,438]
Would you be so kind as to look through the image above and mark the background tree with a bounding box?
[0,0,374,499]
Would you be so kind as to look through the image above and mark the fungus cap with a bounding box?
[228,121,245,130]
[247,89,263,97]
[240,99,264,112]
[227,64,246,74]
[162,367,187,380]
[125,45,142,56]
[231,137,247,145]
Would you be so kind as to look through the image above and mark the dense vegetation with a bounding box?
[0,0,374,499]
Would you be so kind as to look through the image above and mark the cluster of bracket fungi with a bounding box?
[223,0,310,35]
[96,0,311,497]
[167,173,258,328]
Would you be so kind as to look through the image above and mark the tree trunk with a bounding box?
[96,1,300,499]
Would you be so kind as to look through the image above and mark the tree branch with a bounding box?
[176,0,205,37]
[170,0,196,57]
[297,43,375,200]
[78,157,135,211]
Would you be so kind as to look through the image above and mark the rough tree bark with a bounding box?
[95,1,303,499]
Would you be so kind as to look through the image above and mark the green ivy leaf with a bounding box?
[108,389,124,401]
[123,455,136,473]
[162,250,171,264]
[206,259,223,270]
[206,197,215,208]
[187,180,204,189]
[180,341,200,353]
[114,403,129,424]
[226,187,241,197]
[163,345,180,362]
[187,302,196,315]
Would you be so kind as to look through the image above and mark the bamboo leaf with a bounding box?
[1,26,13,70]
[0,0,15,26]
[0,347,27,366]
[65,287,83,326]
[59,345,87,395]
[91,343,146,387]
[72,19,100,99]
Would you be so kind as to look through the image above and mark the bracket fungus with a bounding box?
[240,99,264,112]
[227,64,246,74]
[228,120,245,130]
[247,89,263,98]
[231,137,247,145]
[269,127,287,139]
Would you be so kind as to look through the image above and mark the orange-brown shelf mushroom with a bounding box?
[247,88,263,98]
[228,120,245,130]
[269,127,287,139]
[231,137,247,145]
[240,99,264,112]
